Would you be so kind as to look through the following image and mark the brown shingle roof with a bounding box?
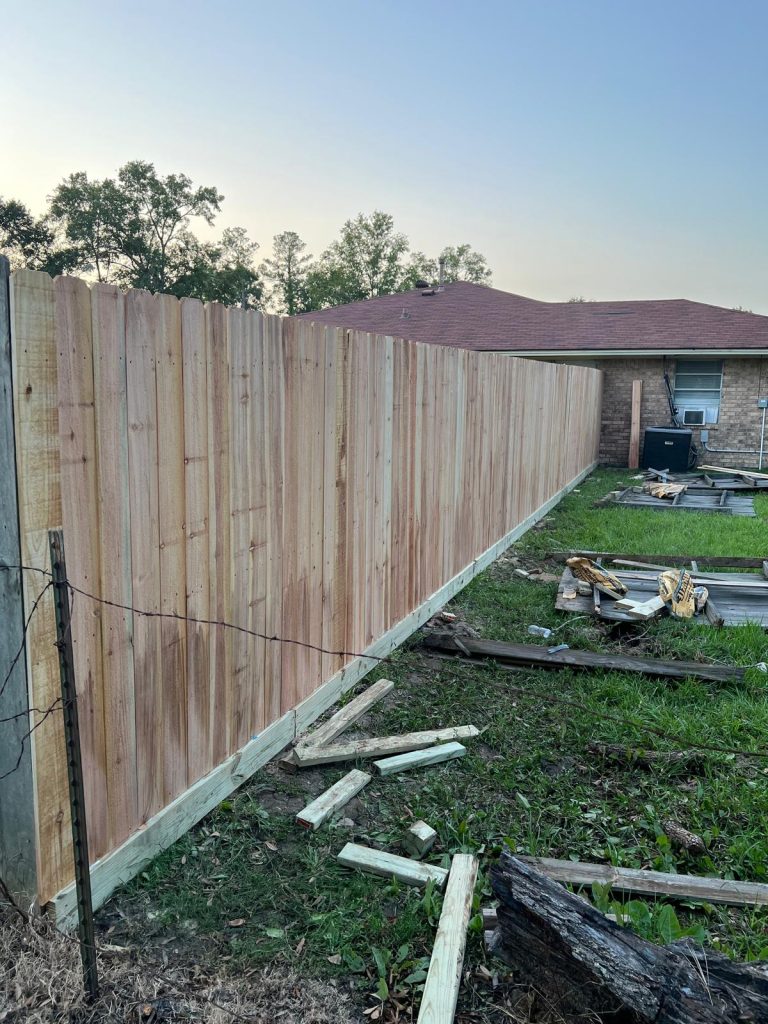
[296,282,768,352]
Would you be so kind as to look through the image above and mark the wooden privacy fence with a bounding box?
[1,267,602,921]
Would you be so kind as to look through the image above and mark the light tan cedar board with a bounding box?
[181,298,212,780]
[125,291,165,823]
[156,295,188,804]
[55,277,109,858]
[92,285,138,849]
[11,270,70,903]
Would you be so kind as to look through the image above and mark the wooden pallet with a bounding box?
[556,567,768,627]
[611,486,756,516]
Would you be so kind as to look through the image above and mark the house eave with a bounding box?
[489,347,766,358]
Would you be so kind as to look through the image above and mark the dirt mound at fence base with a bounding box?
[0,908,356,1023]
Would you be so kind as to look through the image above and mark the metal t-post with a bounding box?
[49,529,99,1001]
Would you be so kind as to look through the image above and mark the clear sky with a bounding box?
[3,0,767,311]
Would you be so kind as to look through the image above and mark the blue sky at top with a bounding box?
[3,0,767,310]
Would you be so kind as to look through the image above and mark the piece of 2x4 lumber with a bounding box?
[417,854,478,1024]
[375,741,466,776]
[521,856,768,907]
[404,820,438,859]
[337,842,449,889]
[421,635,744,684]
[280,678,396,772]
[295,769,371,831]
[294,726,480,767]
[699,464,768,480]
[555,551,766,569]
[296,677,395,749]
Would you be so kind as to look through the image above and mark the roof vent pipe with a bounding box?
[437,257,445,291]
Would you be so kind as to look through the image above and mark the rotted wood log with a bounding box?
[489,851,768,1023]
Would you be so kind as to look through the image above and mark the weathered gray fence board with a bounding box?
[0,254,37,907]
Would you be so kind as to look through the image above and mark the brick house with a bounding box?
[299,282,768,468]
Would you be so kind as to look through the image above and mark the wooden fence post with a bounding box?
[0,254,38,909]
[628,379,642,469]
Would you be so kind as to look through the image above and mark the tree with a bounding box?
[50,161,224,294]
[435,244,492,285]
[399,244,492,291]
[0,197,78,275]
[260,231,312,314]
[168,227,262,308]
[321,210,409,300]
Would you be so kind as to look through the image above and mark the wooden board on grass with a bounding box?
[294,726,479,766]
[417,855,478,1024]
[296,769,371,830]
[338,842,448,889]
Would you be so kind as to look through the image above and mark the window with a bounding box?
[673,359,723,424]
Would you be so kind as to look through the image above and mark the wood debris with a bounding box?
[337,842,448,889]
[403,820,437,859]
[295,769,371,830]
[489,852,768,1024]
[422,633,744,683]
[417,854,478,1024]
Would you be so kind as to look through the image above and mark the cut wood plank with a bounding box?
[624,595,666,620]
[422,635,743,683]
[554,551,766,569]
[374,741,466,776]
[699,464,768,480]
[614,558,768,584]
[296,769,371,830]
[520,856,768,906]
[294,726,480,766]
[417,854,478,1024]
[403,820,437,859]
[628,379,642,470]
[295,678,395,749]
[337,842,448,889]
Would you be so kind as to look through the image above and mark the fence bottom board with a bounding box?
[48,460,596,931]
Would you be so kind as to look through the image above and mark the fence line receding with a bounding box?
[4,269,602,909]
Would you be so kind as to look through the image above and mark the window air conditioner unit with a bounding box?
[682,408,706,425]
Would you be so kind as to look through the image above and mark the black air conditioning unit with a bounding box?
[641,427,693,472]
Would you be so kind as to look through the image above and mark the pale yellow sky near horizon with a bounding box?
[3,0,767,314]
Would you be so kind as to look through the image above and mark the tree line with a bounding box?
[0,161,492,314]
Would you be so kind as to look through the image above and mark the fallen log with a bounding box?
[422,634,745,684]
[489,851,768,1023]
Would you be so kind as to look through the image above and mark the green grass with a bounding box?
[105,468,768,1018]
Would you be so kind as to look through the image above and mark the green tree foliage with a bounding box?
[48,161,262,302]
[260,231,313,314]
[3,174,492,314]
[298,212,492,312]
[0,197,79,275]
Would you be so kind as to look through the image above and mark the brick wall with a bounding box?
[593,355,767,468]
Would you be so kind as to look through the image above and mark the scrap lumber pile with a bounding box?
[284,677,479,1021]
[487,852,768,1023]
[602,483,757,515]
[646,466,768,491]
[554,552,768,628]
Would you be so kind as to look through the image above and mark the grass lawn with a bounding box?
[102,468,768,1022]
